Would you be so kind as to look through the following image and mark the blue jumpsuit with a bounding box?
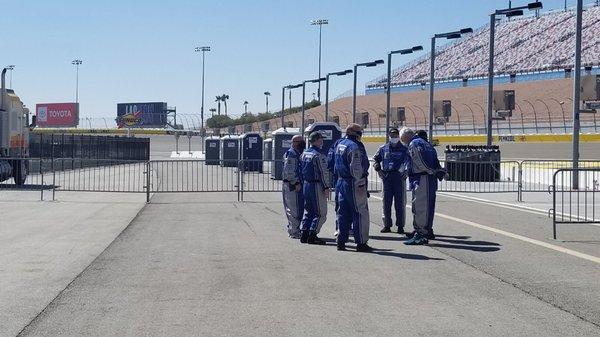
[407,135,443,236]
[300,146,331,233]
[327,138,342,231]
[334,136,371,244]
[282,147,303,236]
[373,142,408,229]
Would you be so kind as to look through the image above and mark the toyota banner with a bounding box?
[36,103,79,127]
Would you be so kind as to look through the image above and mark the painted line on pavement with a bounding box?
[370,195,600,264]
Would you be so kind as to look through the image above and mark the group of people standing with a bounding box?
[282,123,446,252]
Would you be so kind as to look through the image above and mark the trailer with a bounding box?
[0,68,29,185]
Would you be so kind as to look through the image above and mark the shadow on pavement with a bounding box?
[428,243,501,252]
[434,238,501,246]
[374,250,445,260]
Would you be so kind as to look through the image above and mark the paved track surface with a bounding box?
[16,189,600,336]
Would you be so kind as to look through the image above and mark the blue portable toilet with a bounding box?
[239,133,263,172]
[220,135,240,167]
[304,122,342,155]
[271,127,300,180]
[205,136,221,165]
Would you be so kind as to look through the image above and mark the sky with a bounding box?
[2,0,582,123]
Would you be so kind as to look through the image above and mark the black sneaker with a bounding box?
[405,230,416,239]
[397,227,405,235]
[300,230,309,244]
[356,243,373,253]
[307,231,326,245]
[380,227,391,233]
[337,241,346,251]
[426,231,436,240]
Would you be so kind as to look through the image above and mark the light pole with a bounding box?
[429,28,472,143]
[302,77,326,132]
[310,19,328,101]
[572,0,583,188]
[195,46,210,150]
[71,59,83,104]
[487,2,542,145]
[325,69,352,122]
[386,46,423,142]
[353,59,384,123]
[282,84,302,129]
[6,65,14,88]
[264,91,271,113]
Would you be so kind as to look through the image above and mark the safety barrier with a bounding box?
[550,168,600,239]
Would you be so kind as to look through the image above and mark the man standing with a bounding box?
[334,123,372,252]
[299,132,331,245]
[372,127,408,234]
[400,128,446,245]
[327,137,342,236]
[282,135,305,239]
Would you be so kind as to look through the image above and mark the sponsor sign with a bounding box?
[36,103,79,127]
[117,102,167,128]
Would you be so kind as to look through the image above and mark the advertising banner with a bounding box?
[117,102,167,128]
[36,103,79,127]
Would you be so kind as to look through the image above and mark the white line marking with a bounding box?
[370,195,600,264]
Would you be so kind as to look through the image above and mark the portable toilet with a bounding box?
[220,135,240,167]
[304,122,342,155]
[205,136,221,165]
[263,138,273,174]
[239,133,263,172]
[271,127,300,180]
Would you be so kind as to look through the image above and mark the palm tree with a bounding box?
[215,95,222,115]
[243,101,249,114]
[222,94,230,116]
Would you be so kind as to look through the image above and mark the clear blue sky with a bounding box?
[3,0,577,121]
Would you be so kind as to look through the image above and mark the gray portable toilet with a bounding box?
[263,138,273,174]
[239,133,263,172]
[304,122,342,155]
[205,136,221,165]
[220,135,240,167]
[271,127,300,180]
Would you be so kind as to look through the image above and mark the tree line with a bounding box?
[206,100,321,128]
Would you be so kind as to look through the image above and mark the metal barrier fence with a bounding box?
[551,168,600,239]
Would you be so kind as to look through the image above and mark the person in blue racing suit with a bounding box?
[282,134,306,239]
[401,128,447,245]
[334,123,373,252]
[299,132,332,245]
[327,137,342,236]
[372,127,408,234]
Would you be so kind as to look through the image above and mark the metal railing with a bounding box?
[550,168,600,239]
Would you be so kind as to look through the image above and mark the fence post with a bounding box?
[517,161,523,202]
[52,158,56,201]
[552,170,558,240]
[237,161,242,201]
[40,162,44,201]
[145,161,151,203]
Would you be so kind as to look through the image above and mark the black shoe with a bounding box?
[356,243,373,253]
[307,231,326,245]
[426,231,435,240]
[300,230,309,244]
[380,227,391,233]
[405,230,416,239]
[337,241,346,251]
[397,227,405,234]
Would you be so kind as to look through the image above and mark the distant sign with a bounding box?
[117,102,167,128]
[36,103,79,127]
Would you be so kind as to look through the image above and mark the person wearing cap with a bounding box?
[400,127,447,245]
[299,131,332,244]
[282,134,306,239]
[333,123,373,252]
[372,127,408,234]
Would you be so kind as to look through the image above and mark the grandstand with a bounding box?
[366,3,600,93]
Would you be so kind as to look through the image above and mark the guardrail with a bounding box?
[550,168,600,240]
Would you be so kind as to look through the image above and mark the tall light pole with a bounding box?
[71,59,83,104]
[572,0,583,188]
[302,77,326,132]
[310,19,328,102]
[264,91,271,113]
[194,46,210,135]
[353,59,384,123]
[325,69,352,122]
[282,84,302,129]
[386,46,423,142]
[487,2,542,145]
[429,28,472,143]
[6,65,15,88]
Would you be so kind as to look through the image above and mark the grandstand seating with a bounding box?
[367,5,600,89]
